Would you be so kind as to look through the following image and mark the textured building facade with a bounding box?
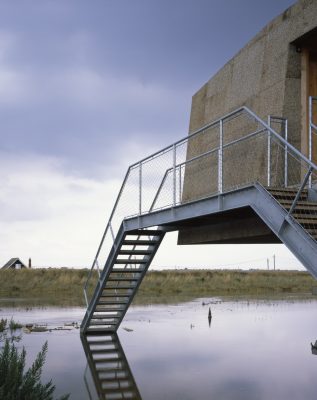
[179,0,317,245]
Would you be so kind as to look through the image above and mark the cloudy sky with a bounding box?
[0,0,302,270]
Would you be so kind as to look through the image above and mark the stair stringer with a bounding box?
[81,224,127,333]
[81,225,166,334]
[250,183,317,279]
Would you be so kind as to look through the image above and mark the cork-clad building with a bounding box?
[178,0,317,246]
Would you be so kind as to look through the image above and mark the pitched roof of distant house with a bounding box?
[1,258,27,270]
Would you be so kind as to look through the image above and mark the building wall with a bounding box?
[189,0,317,134]
[179,0,317,245]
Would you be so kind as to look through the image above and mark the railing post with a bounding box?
[284,119,288,187]
[309,96,312,188]
[179,165,182,204]
[173,144,176,206]
[267,116,271,187]
[218,119,223,193]
[139,162,142,214]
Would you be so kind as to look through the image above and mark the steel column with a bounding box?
[173,144,176,206]
[139,162,142,215]
[267,116,271,187]
[284,119,288,187]
[218,120,223,193]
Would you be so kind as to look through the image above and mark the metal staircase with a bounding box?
[81,333,141,399]
[82,228,165,333]
[81,100,317,335]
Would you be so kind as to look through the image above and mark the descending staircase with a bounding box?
[82,228,166,334]
[81,333,141,399]
[267,187,317,241]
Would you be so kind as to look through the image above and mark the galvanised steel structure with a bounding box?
[81,100,317,334]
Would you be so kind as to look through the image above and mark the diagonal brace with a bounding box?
[288,166,313,215]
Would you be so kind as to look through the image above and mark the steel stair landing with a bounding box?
[82,228,165,334]
[81,105,317,335]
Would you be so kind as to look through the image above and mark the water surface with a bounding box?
[1,298,317,399]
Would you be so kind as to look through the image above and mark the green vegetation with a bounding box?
[0,268,316,305]
[0,318,22,343]
[0,268,97,306]
[0,340,69,400]
[9,318,23,331]
[138,269,316,299]
[0,319,7,333]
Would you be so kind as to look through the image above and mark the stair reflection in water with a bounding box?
[81,333,142,400]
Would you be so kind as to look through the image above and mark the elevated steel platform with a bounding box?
[81,106,317,334]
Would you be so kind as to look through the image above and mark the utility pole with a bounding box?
[273,254,276,270]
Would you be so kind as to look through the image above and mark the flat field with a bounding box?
[0,268,316,305]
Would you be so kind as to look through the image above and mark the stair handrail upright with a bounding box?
[309,96,317,188]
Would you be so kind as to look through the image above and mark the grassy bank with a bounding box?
[0,268,95,306]
[0,268,316,306]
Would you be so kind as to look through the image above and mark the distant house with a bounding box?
[1,258,27,270]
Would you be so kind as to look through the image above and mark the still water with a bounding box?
[1,298,317,399]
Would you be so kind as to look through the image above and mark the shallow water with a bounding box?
[1,298,317,399]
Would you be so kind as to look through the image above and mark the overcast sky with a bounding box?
[0,0,302,270]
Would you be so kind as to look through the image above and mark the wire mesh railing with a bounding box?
[83,105,317,307]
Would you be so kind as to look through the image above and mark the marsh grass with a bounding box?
[137,269,316,299]
[0,268,316,305]
[0,268,97,305]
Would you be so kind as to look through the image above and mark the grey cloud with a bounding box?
[0,0,295,180]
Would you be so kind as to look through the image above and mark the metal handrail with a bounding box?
[83,105,317,306]
[149,127,267,211]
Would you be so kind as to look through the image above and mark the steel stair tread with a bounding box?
[100,388,137,395]
[90,323,119,328]
[91,315,120,321]
[86,327,119,333]
[276,199,317,207]
[96,376,131,382]
[266,187,308,193]
[107,276,140,281]
[93,357,122,363]
[99,294,130,297]
[109,267,145,272]
[114,259,148,264]
[126,229,164,236]
[95,366,126,373]
[118,249,152,255]
[103,285,135,290]
[293,218,317,225]
[97,300,128,304]
[90,349,119,355]
[122,239,159,245]
[86,340,117,346]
